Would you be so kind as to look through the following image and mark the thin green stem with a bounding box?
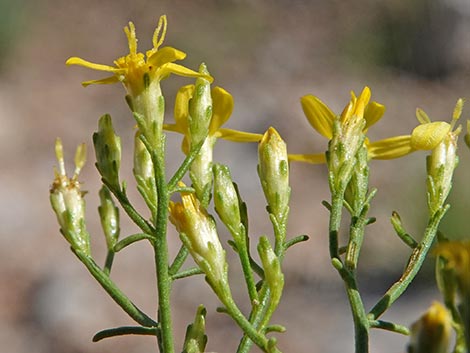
[237,284,270,353]
[171,267,204,280]
[73,249,157,327]
[167,140,205,192]
[114,233,154,252]
[232,228,259,304]
[103,250,115,276]
[103,179,154,235]
[222,288,279,353]
[368,207,448,320]
[150,139,175,353]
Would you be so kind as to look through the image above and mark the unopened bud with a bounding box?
[258,127,290,222]
[213,164,242,235]
[182,305,208,353]
[98,186,120,250]
[93,114,122,189]
[188,63,212,147]
[408,302,452,353]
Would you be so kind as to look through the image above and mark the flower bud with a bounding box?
[190,137,215,207]
[258,236,284,308]
[98,186,120,250]
[213,164,242,235]
[182,305,208,353]
[50,138,90,255]
[188,63,212,148]
[426,127,459,216]
[408,302,452,353]
[169,188,228,290]
[258,127,290,223]
[93,114,122,190]
[133,131,158,212]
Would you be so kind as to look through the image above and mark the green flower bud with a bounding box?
[133,131,157,213]
[213,164,242,235]
[182,305,208,353]
[258,127,290,222]
[258,236,284,308]
[169,188,228,291]
[188,63,212,148]
[50,138,90,255]
[190,136,215,206]
[408,302,452,353]
[426,127,459,216]
[98,186,120,250]
[93,114,122,189]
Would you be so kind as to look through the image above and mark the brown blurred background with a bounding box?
[1,0,469,352]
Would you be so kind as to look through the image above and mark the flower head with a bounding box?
[66,15,212,96]
[408,302,452,353]
[164,84,262,154]
[412,99,463,215]
[289,87,413,164]
[50,138,90,255]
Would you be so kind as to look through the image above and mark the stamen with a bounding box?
[55,138,66,176]
[153,15,167,49]
[124,22,138,55]
[450,98,464,130]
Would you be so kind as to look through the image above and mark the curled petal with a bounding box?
[364,101,385,130]
[300,95,334,139]
[288,153,326,164]
[210,87,234,134]
[411,122,451,150]
[367,135,413,160]
[147,46,186,67]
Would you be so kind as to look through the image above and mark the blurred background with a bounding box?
[1,0,469,352]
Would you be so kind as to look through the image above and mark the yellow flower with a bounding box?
[50,138,90,255]
[66,15,212,96]
[411,99,463,215]
[289,86,413,164]
[169,186,228,287]
[434,240,470,299]
[408,302,452,353]
[164,85,262,154]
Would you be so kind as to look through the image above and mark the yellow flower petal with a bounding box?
[410,121,451,150]
[367,135,413,159]
[353,86,371,118]
[288,153,326,164]
[209,87,234,134]
[148,46,186,68]
[66,57,125,73]
[82,76,121,87]
[300,95,334,139]
[173,84,194,131]
[364,101,385,130]
[158,62,214,82]
[216,128,263,142]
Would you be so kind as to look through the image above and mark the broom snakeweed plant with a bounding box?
[51,14,469,353]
